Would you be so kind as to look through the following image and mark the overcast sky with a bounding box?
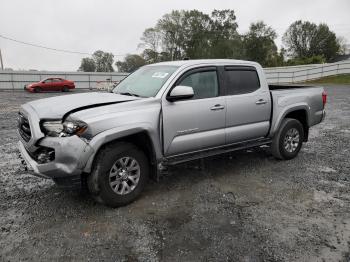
[0,0,349,71]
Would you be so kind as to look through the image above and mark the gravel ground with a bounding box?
[0,86,349,262]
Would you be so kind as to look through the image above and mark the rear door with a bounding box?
[53,78,64,91]
[222,66,271,144]
[162,67,226,156]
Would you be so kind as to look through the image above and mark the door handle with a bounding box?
[210,104,225,111]
[255,99,267,105]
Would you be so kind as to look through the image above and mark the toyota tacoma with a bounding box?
[18,59,326,207]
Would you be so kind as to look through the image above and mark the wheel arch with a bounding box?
[83,129,159,180]
[271,105,310,142]
[284,109,309,141]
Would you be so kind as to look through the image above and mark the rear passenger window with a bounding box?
[224,69,260,95]
[178,70,218,99]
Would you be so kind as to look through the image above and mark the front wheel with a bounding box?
[271,118,304,160]
[87,142,149,207]
[62,86,69,92]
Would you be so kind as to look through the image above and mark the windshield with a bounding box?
[113,65,179,97]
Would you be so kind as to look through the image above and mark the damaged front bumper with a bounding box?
[18,135,94,189]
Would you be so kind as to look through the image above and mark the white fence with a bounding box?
[0,71,128,90]
[1,60,350,90]
[264,60,350,84]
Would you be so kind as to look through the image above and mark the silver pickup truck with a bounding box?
[18,59,326,207]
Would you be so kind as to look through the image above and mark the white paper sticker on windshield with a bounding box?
[152,72,169,78]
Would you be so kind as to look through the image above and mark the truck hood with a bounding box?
[26,92,138,119]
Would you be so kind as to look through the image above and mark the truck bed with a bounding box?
[268,84,325,135]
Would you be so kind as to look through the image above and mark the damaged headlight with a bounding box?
[42,120,87,137]
[42,121,64,134]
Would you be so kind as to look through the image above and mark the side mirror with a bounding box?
[167,85,194,102]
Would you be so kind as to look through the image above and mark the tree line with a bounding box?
[79,9,346,73]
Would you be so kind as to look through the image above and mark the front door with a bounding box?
[42,78,53,91]
[162,67,226,156]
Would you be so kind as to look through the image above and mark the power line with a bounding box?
[0,33,126,56]
[1,23,349,58]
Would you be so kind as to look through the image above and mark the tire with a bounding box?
[87,142,149,207]
[34,87,41,93]
[271,118,304,160]
[62,86,69,92]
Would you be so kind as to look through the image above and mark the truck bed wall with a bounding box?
[268,84,318,90]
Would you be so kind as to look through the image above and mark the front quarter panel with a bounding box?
[74,99,162,173]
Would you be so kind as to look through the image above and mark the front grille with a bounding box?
[18,113,32,142]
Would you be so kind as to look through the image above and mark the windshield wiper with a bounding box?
[118,92,141,97]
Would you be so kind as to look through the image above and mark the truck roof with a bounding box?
[150,59,259,68]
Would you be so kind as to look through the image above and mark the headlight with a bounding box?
[42,121,64,134]
[63,120,87,136]
[42,120,87,137]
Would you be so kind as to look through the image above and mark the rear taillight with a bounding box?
[322,91,327,107]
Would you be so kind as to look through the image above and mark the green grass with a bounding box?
[305,74,350,85]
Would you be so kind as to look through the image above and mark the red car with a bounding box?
[24,78,75,93]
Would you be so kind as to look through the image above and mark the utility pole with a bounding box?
[0,48,3,70]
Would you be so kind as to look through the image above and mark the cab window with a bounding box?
[224,68,260,95]
[178,70,218,99]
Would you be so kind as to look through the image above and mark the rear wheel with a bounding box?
[87,142,149,207]
[271,118,304,160]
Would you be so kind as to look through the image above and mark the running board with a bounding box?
[162,138,272,166]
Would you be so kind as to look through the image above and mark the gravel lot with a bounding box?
[0,86,349,261]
